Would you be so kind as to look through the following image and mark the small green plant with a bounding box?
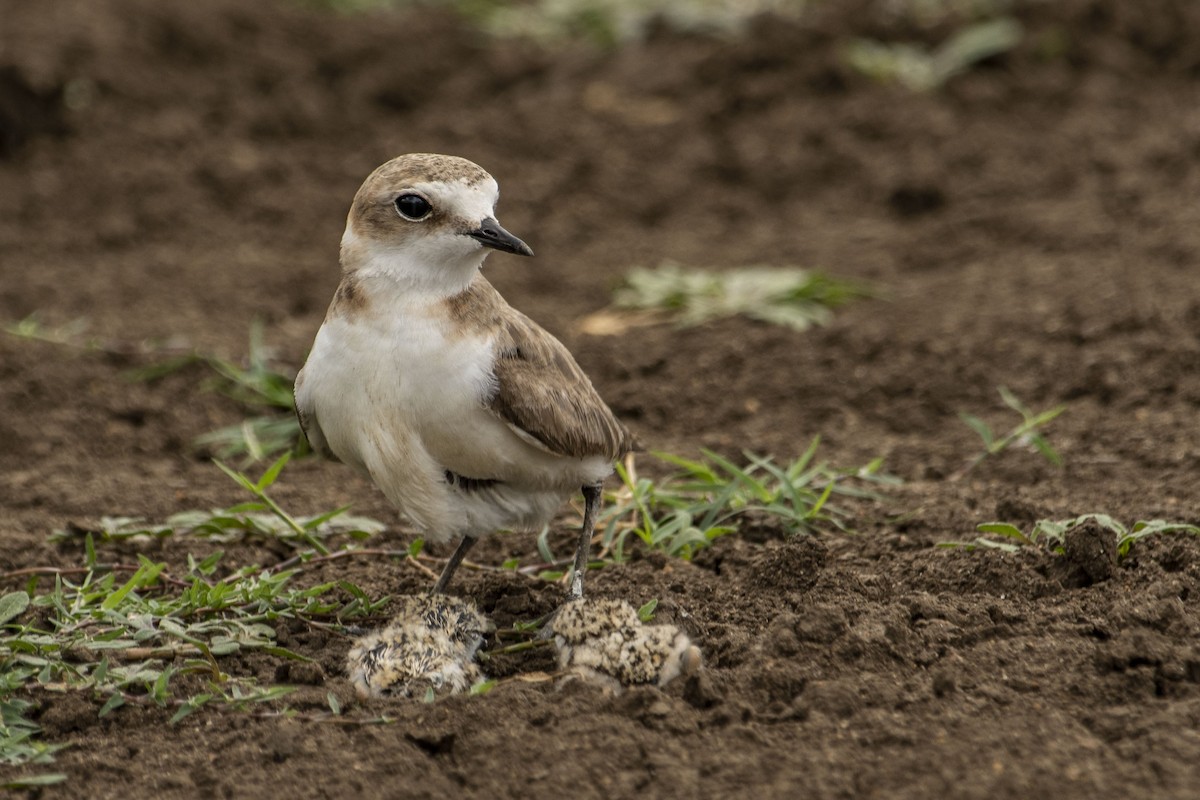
[952,386,1065,480]
[636,598,658,622]
[52,456,383,558]
[596,263,871,333]
[845,17,1022,91]
[1,683,68,787]
[0,457,394,780]
[585,442,896,563]
[135,321,302,462]
[941,514,1200,558]
[480,0,809,46]
[300,0,811,45]
[3,314,95,349]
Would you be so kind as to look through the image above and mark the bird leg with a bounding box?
[430,535,478,595]
[568,483,604,600]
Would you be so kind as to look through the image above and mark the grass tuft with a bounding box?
[845,17,1023,91]
[952,386,1065,480]
[0,457,394,781]
[134,321,303,463]
[47,454,384,560]
[300,0,811,45]
[582,263,870,335]
[942,514,1200,559]
[596,442,896,562]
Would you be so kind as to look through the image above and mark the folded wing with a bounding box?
[488,307,634,464]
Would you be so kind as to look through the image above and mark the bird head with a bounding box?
[340,153,533,296]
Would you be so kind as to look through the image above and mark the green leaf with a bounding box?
[469,679,497,696]
[98,693,125,717]
[301,504,351,532]
[327,692,342,715]
[535,527,556,564]
[932,17,1023,85]
[997,385,1028,416]
[101,561,166,610]
[959,413,994,447]
[256,452,292,491]
[4,774,69,789]
[93,656,110,684]
[808,480,835,520]
[213,459,258,493]
[976,522,1027,540]
[196,551,224,576]
[612,263,869,330]
[637,598,658,622]
[652,450,718,482]
[338,580,370,604]
[261,646,312,662]
[969,538,1023,553]
[81,639,141,651]
[152,666,175,705]
[407,538,424,558]
[1027,434,1062,466]
[169,694,212,725]
[0,591,30,625]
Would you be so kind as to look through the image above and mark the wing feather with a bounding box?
[448,278,634,462]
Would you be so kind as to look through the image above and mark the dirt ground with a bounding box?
[4,0,1200,796]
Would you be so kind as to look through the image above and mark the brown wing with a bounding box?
[489,311,635,461]
[446,278,634,461]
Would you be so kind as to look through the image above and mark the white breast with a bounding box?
[296,288,611,541]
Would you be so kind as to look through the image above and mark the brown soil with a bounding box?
[4,0,1200,796]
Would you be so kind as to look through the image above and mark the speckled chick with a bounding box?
[347,595,493,699]
[549,598,702,692]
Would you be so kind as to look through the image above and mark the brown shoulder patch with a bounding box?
[326,273,369,320]
[443,277,506,336]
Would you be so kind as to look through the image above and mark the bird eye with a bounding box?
[395,193,431,220]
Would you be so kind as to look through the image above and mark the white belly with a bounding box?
[295,301,611,541]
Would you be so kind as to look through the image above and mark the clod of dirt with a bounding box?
[265,723,304,763]
[275,660,326,686]
[748,535,827,595]
[793,604,848,644]
[610,685,689,731]
[930,668,957,698]
[682,670,724,709]
[887,184,947,217]
[0,66,67,158]
[1062,519,1118,585]
[1156,541,1194,573]
[35,692,99,737]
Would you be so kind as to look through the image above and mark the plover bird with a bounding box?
[348,594,493,698]
[295,153,635,599]
[548,598,702,691]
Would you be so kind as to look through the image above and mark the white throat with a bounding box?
[340,226,486,299]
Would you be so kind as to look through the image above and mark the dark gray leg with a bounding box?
[430,536,478,595]
[568,483,603,600]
